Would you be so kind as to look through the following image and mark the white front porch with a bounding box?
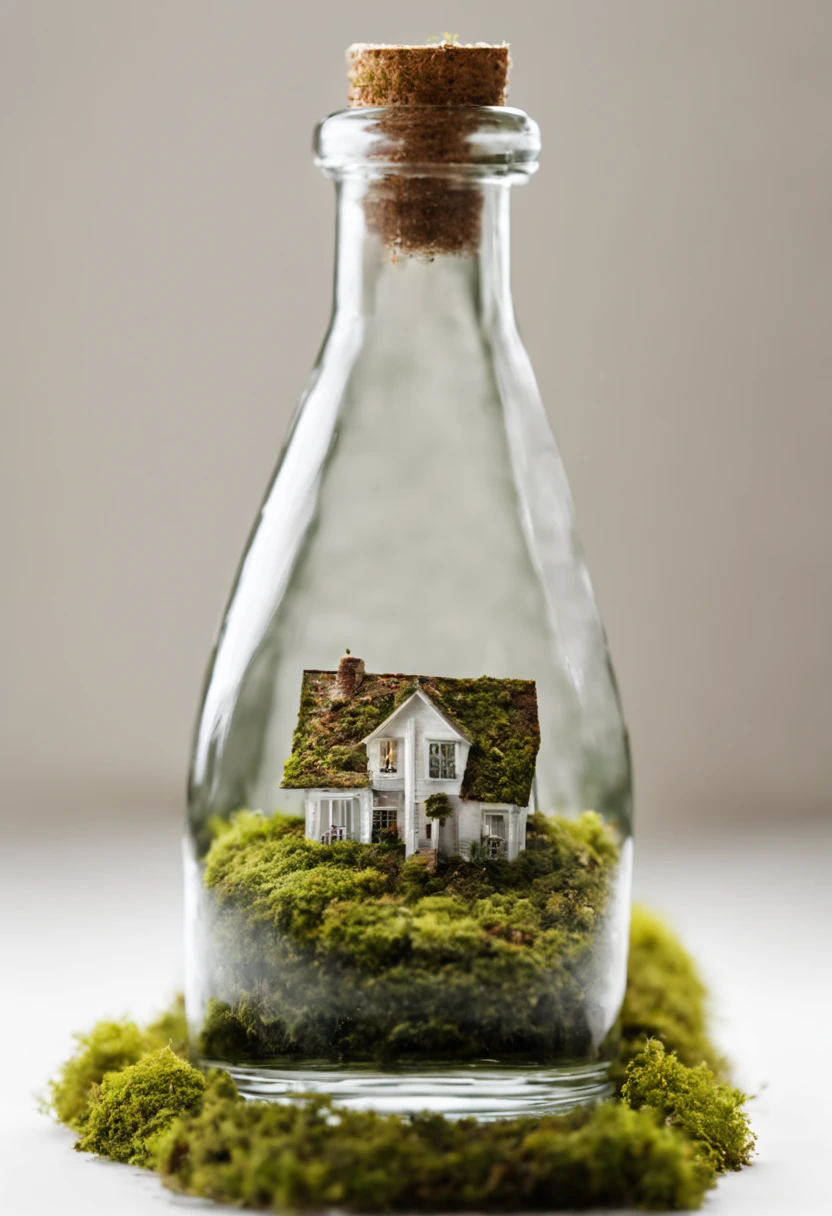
[304,788,528,862]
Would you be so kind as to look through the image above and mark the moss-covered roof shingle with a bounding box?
[281,668,540,807]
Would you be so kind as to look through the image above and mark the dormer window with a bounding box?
[378,738,398,773]
[428,741,457,780]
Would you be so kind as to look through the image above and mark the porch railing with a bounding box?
[321,825,348,845]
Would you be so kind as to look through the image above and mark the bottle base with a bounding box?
[206,1058,614,1119]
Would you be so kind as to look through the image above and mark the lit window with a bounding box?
[378,738,398,773]
[428,741,456,779]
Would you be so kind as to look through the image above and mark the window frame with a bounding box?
[426,739,458,781]
[483,811,508,859]
[484,812,507,839]
[372,790,401,840]
[319,795,359,841]
[377,737,399,774]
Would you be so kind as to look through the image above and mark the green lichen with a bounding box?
[622,1040,756,1173]
[199,809,619,1064]
[48,994,187,1130]
[76,1047,206,1166]
[280,669,540,807]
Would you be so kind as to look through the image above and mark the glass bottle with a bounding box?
[185,102,632,1117]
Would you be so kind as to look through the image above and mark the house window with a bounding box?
[428,741,456,780]
[484,813,506,838]
[372,791,401,841]
[378,738,398,773]
[484,813,507,859]
[320,797,358,843]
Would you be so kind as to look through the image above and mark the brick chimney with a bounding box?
[332,653,365,702]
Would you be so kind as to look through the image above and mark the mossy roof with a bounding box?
[281,669,540,806]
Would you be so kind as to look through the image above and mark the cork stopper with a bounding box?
[347,43,510,108]
[344,42,511,259]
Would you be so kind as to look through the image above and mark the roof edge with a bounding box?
[362,688,472,746]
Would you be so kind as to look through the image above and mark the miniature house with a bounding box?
[281,655,541,862]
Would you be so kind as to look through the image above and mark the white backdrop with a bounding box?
[2,0,830,836]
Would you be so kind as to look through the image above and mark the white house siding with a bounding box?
[451,798,478,858]
[404,716,417,854]
[363,691,469,857]
[452,801,529,861]
[304,785,528,859]
[358,788,373,843]
[302,692,531,861]
[389,695,467,856]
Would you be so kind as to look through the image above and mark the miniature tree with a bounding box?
[424,793,453,823]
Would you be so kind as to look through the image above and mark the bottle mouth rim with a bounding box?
[315,105,541,180]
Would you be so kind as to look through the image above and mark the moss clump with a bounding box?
[143,993,189,1057]
[76,1047,206,1166]
[622,1040,756,1173]
[48,995,187,1130]
[618,907,727,1081]
[157,1091,711,1213]
[199,809,619,1064]
[49,1020,147,1131]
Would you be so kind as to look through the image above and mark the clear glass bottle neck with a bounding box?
[331,176,514,332]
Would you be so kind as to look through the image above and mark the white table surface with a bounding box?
[3,810,830,1214]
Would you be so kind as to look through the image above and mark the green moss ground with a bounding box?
[198,809,620,1063]
[47,909,755,1211]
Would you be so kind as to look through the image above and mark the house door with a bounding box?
[372,792,402,842]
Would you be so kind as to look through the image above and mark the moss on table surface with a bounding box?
[198,808,621,1064]
[49,996,188,1130]
[76,1047,206,1167]
[617,904,728,1081]
[156,1060,729,1212]
[47,908,755,1211]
